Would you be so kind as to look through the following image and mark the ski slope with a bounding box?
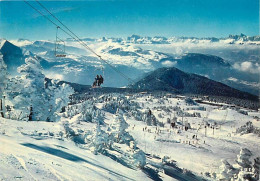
[1,92,259,180]
[0,118,152,181]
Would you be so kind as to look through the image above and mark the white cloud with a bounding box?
[233,61,260,74]
[227,77,238,82]
[162,61,177,67]
[45,72,64,80]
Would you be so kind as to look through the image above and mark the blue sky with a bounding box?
[0,0,259,40]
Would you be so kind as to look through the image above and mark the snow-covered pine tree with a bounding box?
[236,148,252,169]
[4,77,23,119]
[142,109,158,126]
[4,56,74,121]
[216,159,237,180]
[128,140,146,169]
[236,121,254,135]
[92,109,105,125]
[132,150,146,168]
[87,123,109,154]
[236,169,255,181]
[45,80,74,121]
[64,100,93,120]
[109,108,133,144]
[253,157,260,181]
[11,56,47,121]
[235,148,254,180]
[62,121,76,138]
[0,54,7,117]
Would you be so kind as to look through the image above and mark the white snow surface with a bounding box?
[0,118,151,181]
[1,93,260,180]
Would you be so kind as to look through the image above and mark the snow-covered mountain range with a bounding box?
[1,34,259,96]
[125,34,260,45]
[70,34,260,45]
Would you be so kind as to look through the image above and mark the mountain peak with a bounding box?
[0,40,26,75]
[129,67,258,101]
[0,40,22,56]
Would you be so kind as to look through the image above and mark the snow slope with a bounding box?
[0,118,152,181]
[1,91,259,180]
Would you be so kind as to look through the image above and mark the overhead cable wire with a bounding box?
[23,0,75,40]
[24,0,134,83]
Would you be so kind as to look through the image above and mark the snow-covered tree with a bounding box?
[236,148,252,169]
[185,97,197,105]
[142,109,158,126]
[64,100,94,119]
[5,56,47,121]
[45,80,74,121]
[4,56,74,121]
[103,99,118,114]
[234,148,254,181]
[92,109,105,125]
[70,103,105,124]
[109,108,133,144]
[253,157,260,181]
[236,121,255,135]
[215,148,258,181]
[62,121,77,138]
[86,123,109,154]
[236,169,254,181]
[216,159,237,180]
[0,54,7,117]
[132,150,146,168]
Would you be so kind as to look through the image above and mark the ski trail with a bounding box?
[14,155,27,171]
[4,154,35,181]
[13,155,37,181]
[47,165,70,181]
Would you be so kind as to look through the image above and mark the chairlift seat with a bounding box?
[92,86,102,89]
[56,54,66,57]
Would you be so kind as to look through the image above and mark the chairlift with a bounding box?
[92,65,105,88]
[55,26,66,57]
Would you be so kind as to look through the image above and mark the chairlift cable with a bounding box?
[35,0,96,55]
[25,0,133,83]
[23,0,75,40]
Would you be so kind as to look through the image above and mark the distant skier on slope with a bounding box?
[148,109,152,116]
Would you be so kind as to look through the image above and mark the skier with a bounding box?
[99,75,104,86]
[148,109,152,116]
[92,81,96,87]
[93,75,99,88]
[171,122,175,129]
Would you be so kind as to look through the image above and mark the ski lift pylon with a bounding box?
[55,26,66,57]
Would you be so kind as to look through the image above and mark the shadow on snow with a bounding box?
[21,143,135,181]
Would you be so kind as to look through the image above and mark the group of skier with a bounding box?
[92,75,104,87]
